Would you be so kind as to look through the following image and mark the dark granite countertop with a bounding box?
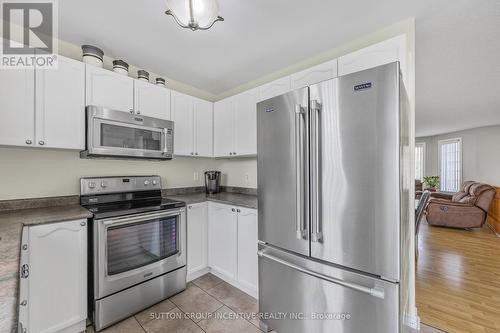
[166,192,258,209]
[0,204,93,333]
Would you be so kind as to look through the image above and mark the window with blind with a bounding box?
[415,143,426,181]
[438,138,462,192]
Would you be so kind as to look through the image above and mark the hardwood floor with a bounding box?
[416,219,500,333]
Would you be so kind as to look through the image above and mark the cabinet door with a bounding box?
[237,207,259,295]
[213,98,235,157]
[0,67,35,147]
[290,59,338,90]
[193,97,213,157]
[208,203,238,280]
[25,220,87,333]
[85,65,134,112]
[234,89,258,156]
[171,90,194,156]
[134,80,171,120]
[35,55,85,149]
[187,203,208,277]
[258,76,291,102]
[338,35,407,86]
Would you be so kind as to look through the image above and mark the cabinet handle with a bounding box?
[237,209,241,213]
[229,152,233,156]
[25,140,32,145]
[231,208,236,212]
[188,205,192,209]
[195,152,199,156]
[233,152,237,155]
[129,109,134,114]
[136,110,141,115]
[38,140,45,145]
[190,152,194,155]
[80,221,86,226]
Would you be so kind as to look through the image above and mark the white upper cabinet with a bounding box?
[193,97,213,157]
[338,35,407,86]
[134,80,171,120]
[234,89,258,156]
[214,89,258,158]
[35,56,85,149]
[0,68,35,147]
[258,76,291,102]
[171,90,194,156]
[85,65,134,112]
[171,91,213,157]
[213,97,235,157]
[237,207,259,296]
[290,59,338,90]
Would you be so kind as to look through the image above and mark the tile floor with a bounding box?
[86,273,445,333]
[86,273,271,333]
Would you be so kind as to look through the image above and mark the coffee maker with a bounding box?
[205,171,221,194]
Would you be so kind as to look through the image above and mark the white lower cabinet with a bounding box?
[208,203,238,280]
[187,202,209,280]
[19,219,87,333]
[236,207,259,295]
[207,202,258,298]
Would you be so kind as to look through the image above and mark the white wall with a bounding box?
[215,158,257,188]
[0,147,215,200]
[0,147,259,200]
[417,125,500,187]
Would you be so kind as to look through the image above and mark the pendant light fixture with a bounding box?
[165,0,224,31]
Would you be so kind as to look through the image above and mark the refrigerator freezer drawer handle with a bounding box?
[257,250,385,299]
[295,104,307,239]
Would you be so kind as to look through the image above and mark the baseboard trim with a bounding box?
[187,267,211,282]
[486,223,500,238]
[209,268,258,299]
[404,313,421,330]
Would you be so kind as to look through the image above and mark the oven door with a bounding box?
[94,208,186,299]
[87,106,174,159]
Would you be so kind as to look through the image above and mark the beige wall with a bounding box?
[417,125,500,187]
[0,147,260,200]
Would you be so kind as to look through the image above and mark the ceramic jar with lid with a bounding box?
[81,45,104,67]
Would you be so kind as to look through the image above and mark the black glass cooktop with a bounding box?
[81,190,185,219]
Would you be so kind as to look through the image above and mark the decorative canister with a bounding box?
[137,70,150,82]
[112,60,129,75]
[81,45,104,67]
[156,77,166,86]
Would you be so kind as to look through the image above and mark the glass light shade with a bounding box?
[166,0,223,31]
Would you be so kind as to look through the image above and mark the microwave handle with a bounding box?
[162,128,168,154]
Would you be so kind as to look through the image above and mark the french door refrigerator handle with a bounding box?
[310,100,323,242]
[257,250,385,299]
[295,104,307,239]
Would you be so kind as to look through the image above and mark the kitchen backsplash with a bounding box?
[0,147,257,200]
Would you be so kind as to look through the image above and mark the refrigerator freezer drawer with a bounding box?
[258,245,399,333]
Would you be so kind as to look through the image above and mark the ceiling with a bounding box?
[58,0,500,137]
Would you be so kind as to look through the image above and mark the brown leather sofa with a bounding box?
[426,181,496,229]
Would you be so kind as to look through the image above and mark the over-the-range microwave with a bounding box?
[81,106,174,160]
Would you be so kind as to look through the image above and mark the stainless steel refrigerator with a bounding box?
[257,62,412,333]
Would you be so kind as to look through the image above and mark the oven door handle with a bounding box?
[99,209,184,227]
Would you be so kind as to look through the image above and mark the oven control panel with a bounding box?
[80,176,161,195]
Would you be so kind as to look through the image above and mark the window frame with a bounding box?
[438,137,463,192]
[415,142,426,181]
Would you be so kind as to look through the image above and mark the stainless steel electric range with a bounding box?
[80,176,186,331]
